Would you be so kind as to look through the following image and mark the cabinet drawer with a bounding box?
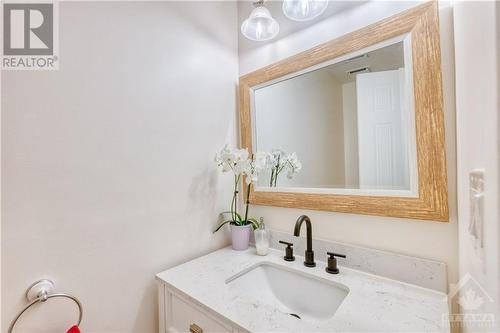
[168,293,231,333]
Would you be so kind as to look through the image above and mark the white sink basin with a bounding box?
[226,262,349,321]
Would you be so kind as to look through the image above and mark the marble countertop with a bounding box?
[156,247,450,332]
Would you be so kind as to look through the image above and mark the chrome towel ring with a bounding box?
[8,279,83,333]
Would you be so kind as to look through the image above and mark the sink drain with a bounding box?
[289,313,301,320]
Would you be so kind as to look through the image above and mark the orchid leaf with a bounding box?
[213,220,233,233]
[247,217,260,230]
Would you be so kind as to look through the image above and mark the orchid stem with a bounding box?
[244,182,251,223]
[231,174,239,223]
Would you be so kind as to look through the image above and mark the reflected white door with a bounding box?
[356,69,409,190]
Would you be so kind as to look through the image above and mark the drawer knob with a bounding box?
[190,323,203,333]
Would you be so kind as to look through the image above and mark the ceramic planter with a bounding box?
[230,224,252,251]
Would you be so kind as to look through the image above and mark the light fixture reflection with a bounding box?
[282,0,329,21]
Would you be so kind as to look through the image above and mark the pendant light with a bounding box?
[241,1,279,42]
[282,0,329,21]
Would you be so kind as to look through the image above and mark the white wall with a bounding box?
[454,1,499,330]
[1,2,238,332]
[238,1,459,285]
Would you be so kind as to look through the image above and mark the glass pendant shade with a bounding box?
[282,0,329,21]
[241,6,279,41]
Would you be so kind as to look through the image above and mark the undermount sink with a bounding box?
[226,262,349,321]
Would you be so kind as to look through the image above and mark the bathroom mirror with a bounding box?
[253,38,416,193]
[239,2,449,221]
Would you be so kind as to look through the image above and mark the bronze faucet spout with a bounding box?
[294,215,315,267]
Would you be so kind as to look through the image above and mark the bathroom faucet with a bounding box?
[293,215,316,267]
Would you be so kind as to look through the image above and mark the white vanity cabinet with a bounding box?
[156,247,450,333]
[158,283,239,333]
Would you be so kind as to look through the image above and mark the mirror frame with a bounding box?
[238,1,449,221]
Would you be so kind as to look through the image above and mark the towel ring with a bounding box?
[8,279,83,333]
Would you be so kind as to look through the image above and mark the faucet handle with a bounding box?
[327,252,346,259]
[279,241,295,262]
[325,252,346,274]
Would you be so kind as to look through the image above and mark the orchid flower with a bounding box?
[269,149,302,186]
[213,146,270,232]
[214,145,302,232]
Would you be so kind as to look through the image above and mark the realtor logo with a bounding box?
[444,273,496,329]
[2,2,58,70]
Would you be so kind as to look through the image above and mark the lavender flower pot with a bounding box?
[230,224,252,251]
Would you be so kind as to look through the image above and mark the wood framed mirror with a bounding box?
[238,1,448,221]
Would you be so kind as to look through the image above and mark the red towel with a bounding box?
[67,326,81,333]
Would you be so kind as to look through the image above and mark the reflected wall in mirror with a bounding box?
[253,39,416,193]
[239,1,449,221]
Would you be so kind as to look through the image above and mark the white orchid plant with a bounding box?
[213,146,272,232]
[268,149,302,187]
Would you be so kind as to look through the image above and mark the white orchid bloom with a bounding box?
[242,151,273,185]
[244,164,260,184]
[268,149,302,185]
[215,145,236,173]
[234,159,250,176]
[221,151,236,164]
[221,163,232,172]
[245,172,259,185]
[285,153,302,179]
[234,148,249,162]
[270,149,285,167]
[215,145,273,228]
[215,146,252,175]
[287,152,302,171]
[253,151,272,171]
